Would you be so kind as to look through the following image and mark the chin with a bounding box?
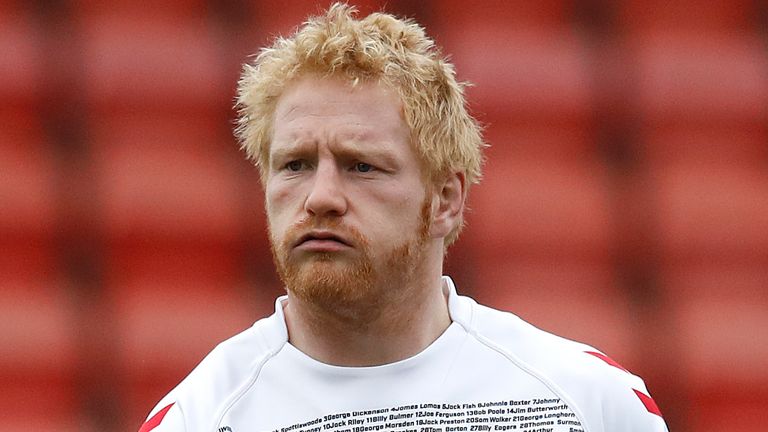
[285,258,373,298]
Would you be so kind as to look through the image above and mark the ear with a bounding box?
[429,171,466,239]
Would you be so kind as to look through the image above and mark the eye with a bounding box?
[354,162,374,173]
[285,160,304,172]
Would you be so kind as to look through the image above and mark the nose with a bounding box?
[304,162,348,218]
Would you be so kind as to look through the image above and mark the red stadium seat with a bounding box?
[470,258,638,368]
[0,382,80,432]
[482,120,597,163]
[661,263,768,305]
[464,150,632,362]
[0,248,79,431]
[105,244,276,427]
[0,105,77,429]
[429,0,591,130]
[630,33,768,126]
[0,1,15,13]
[686,397,767,432]
[649,163,768,262]
[466,156,615,261]
[640,124,768,168]
[0,10,43,110]
[648,152,768,431]
[620,0,757,35]
[0,255,76,380]
[88,111,274,427]
[438,26,593,126]
[249,0,387,41]
[78,10,228,114]
[72,0,209,17]
[627,19,768,428]
[0,111,56,242]
[90,113,248,244]
[661,263,768,432]
[431,0,571,30]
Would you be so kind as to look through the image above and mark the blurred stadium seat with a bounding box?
[660,262,768,432]
[0,224,79,432]
[250,0,386,40]
[622,9,768,426]
[464,151,633,363]
[0,9,43,110]
[104,245,265,425]
[0,280,79,431]
[650,161,768,431]
[432,0,571,30]
[0,104,80,429]
[620,0,756,34]
[440,27,593,126]
[0,111,56,242]
[90,113,247,243]
[77,8,227,115]
[470,257,638,366]
[72,0,210,16]
[0,381,79,432]
[431,0,591,131]
[467,156,614,260]
[641,125,768,167]
[634,13,768,419]
[88,112,273,426]
[650,164,768,261]
[435,1,626,371]
[631,33,768,126]
[482,120,597,164]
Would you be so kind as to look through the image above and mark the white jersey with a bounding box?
[140,277,667,432]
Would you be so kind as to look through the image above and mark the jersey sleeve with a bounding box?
[583,350,668,432]
[138,400,185,432]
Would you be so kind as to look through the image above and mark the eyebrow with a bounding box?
[335,145,401,168]
[270,138,401,169]
[269,141,310,165]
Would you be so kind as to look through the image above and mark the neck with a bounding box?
[283,270,451,367]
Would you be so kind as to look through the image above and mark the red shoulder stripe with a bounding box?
[584,350,629,373]
[139,403,175,432]
[633,389,663,417]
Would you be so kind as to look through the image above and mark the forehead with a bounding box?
[271,76,409,147]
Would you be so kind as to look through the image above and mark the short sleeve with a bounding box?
[584,351,669,432]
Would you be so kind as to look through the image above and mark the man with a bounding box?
[140,4,667,432]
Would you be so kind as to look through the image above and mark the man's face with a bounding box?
[265,76,433,320]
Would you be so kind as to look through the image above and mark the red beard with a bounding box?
[269,197,432,323]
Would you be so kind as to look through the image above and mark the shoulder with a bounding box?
[138,311,287,432]
[457,295,668,432]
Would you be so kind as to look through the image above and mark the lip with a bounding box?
[294,230,353,250]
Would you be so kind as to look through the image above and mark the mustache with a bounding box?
[282,217,368,250]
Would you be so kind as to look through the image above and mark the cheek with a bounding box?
[265,182,297,233]
[266,179,297,212]
[366,188,425,233]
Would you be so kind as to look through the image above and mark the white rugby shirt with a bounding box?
[140,277,668,432]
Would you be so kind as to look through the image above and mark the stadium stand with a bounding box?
[76,5,227,115]
[0,7,44,111]
[0,111,79,431]
[88,112,272,426]
[621,1,768,430]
